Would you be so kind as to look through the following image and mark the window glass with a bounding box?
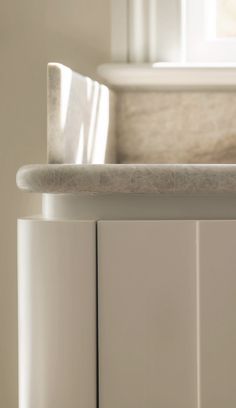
[216,0,236,37]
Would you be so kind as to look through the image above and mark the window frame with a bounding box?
[111,0,236,64]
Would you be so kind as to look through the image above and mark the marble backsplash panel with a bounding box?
[47,63,117,165]
[116,91,236,163]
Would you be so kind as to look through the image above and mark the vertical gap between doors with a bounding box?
[196,221,201,408]
[95,222,99,408]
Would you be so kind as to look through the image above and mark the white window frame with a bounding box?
[111,0,182,63]
[111,0,236,64]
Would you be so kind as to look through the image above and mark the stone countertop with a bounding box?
[16,164,236,195]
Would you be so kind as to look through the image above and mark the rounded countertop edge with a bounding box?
[16,163,236,195]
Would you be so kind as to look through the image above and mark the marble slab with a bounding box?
[47,63,236,166]
[16,164,236,195]
[47,63,116,164]
[116,91,236,164]
[17,64,236,197]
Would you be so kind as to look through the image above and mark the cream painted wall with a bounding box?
[0,1,111,406]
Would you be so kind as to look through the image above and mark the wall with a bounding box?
[0,1,111,406]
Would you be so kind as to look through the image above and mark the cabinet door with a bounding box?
[18,219,97,408]
[199,221,236,408]
[98,221,197,408]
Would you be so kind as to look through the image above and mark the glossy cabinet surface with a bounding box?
[18,218,236,408]
[18,219,97,408]
[98,221,197,408]
[98,220,236,408]
[199,221,236,408]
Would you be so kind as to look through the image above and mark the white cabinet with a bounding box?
[98,220,236,408]
[17,218,236,408]
[18,219,97,408]
[199,221,236,408]
[98,221,197,408]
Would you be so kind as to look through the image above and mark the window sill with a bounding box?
[97,63,236,90]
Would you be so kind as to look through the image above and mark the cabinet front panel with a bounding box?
[199,221,236,408]
[18,219,97,408]
[98,221,197,408]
